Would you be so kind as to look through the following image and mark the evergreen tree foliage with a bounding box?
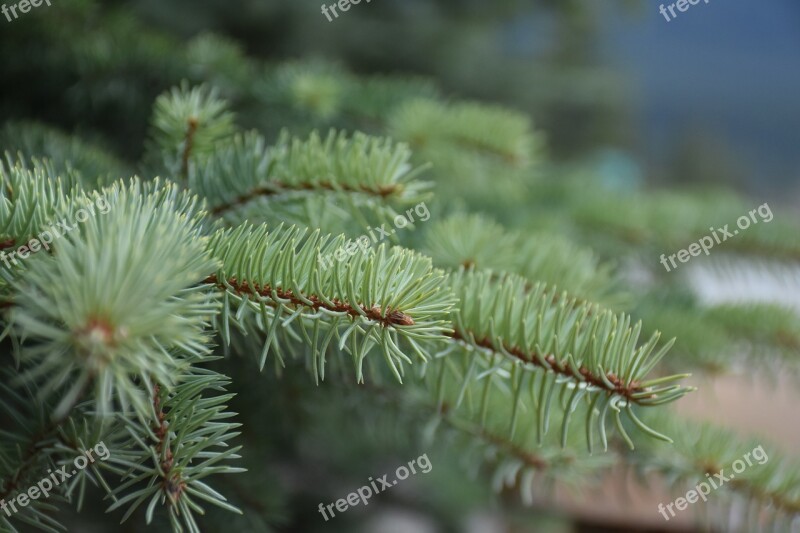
[0,3,798,532]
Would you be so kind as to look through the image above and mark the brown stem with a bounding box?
[727,479,800,515]
[449,330,648,402]
[179,117,199,180]
[438,405,552,470]
[152,384,185,501]
[479,429,551,470]
[210,181,399,216]
[698,462,800,515]
[205,274,414,327]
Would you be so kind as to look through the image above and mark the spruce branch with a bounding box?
[147,83,235,180]
[635,291,800,374]
[422,368,616,505]
[342,75,441,123]
[633,413,800,531]
[0,383,115,532]
[191,129,430,219]
[0,29,757,531]
[206,223,456,383]
[105,365,244,533]
[440,269,693,450]
[0,122,129,186]
[422,213,623,307]
[4,178,219,420]
[388,98,540,166]
[264,60,351,120]
[704,302,800,354]
[185,33,255,98]
[0,156,82,252]
[259,60,441,129]
[439,415,615,505]
[0,385,71,526]
[559,180,800,262]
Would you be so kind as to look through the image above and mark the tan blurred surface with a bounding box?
[551,372,800,530]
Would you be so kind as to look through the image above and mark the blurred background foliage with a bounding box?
[2,0,798,197]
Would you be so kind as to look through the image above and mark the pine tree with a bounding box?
[1,3,799,532]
